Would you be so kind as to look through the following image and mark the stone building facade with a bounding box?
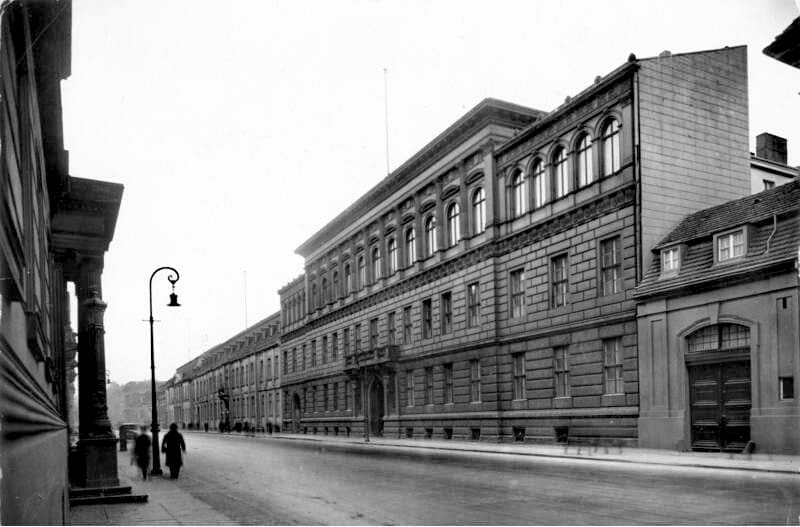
[277,46,751,444]
[165,312,282,432]
[0,1,124,523]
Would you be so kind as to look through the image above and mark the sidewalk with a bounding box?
[209,430,800,475]
[70,450,236,526]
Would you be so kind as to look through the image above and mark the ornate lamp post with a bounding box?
[149,266,181,476]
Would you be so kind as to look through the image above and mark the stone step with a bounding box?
[69,493,148,506]
[69,485,132,498]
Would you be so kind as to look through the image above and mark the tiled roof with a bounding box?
[655,179,800,248]
[635,180,800,299]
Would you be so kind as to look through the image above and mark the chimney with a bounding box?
[756,132,788,164]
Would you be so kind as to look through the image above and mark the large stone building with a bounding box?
[635,180,800,454]
[0,1,124,523]
[277,46,751,444]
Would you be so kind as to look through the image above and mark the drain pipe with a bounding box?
[764,214,777,255]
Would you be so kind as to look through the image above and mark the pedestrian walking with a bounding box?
[133,425,151,480]
[161,422,186,479]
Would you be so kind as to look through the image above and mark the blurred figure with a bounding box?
[161,422,186,479]
[133,425,151,480]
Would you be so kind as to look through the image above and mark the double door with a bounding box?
[689,360,751,452]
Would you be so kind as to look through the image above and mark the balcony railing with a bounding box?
[343,345,399,372]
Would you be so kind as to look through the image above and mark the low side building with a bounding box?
[635,180,800,453]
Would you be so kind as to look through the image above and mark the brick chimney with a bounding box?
[756,132,788,164]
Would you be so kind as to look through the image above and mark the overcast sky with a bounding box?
[62,0,800,385]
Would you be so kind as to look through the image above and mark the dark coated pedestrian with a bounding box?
[133,425,151,480]
[161,422,186,479]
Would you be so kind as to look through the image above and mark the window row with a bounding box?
[511,338,625,400]
[306,188,488,311]
[299,381,353,414]
[405,359,482,406]
[509,235,623,318]
[509,118,621,217]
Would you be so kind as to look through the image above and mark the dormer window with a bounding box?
[716,229,745,263]
[661,246,680,274]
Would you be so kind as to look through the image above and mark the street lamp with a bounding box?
[149,266,181,476]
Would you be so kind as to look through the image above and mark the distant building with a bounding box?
[750,132,797,193]
[635,180,799,453]
[160,312,282,432]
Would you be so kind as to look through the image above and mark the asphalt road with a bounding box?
[171,432,799,525]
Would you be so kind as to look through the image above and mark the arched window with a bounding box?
[472,187,486,235]
[321,277,328,304]
[332,271,339,299]
[387,238,397,274]
[576,133,594,187]
[601,119,620,176]
[531,159,545,208]
[447,202,460,247]
[687,323,751,353]
[311,283,318,309]
[553,147,568,199]
[371,246,381,281]
[511,169,527,217]
[344,264,352,294]
[425,215,437,257]
[405,227,416,266]
[357,255,366,289]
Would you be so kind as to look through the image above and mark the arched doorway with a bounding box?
[292,393,302,433]
[369,380,384,437]
[686,323,751,452]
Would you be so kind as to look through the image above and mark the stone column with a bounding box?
[75,256,119,488]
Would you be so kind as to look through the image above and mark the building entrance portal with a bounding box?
[689,360,751,452]
[369,381,384,437]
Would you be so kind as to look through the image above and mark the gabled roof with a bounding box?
[635,180,800,300]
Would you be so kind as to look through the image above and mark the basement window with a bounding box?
[780,377,794,400]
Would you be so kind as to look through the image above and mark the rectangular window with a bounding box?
[355,323,361,352]
[717,230,745,262]
[422,299,432,339]
[661,247,680,274]
[311,340,317,367]
[324,383,329,411]
[512,353,526,400]
[443,363,453,404]
[332,332,338,361]
[510,269,525,318]
[603,338,624,394]
[369,318,379,349]
[780,377,794,400]
[406,370,414,407]
[470,359,481,402]
[322,336,328,364]
[344,328,350,355]
[388,312,396,345]
[467,282,480,327]
[441,292,452,334]
[600,237,622,295]
[267,358,272,381]
[763,179,775,190]
[333,382,339,411]
[424,367,434,405]
[554,346,570,398]
[345,380,351,410]
[403,306,413,343]
[292,348,297,373]
[283,351,288,374]
[551,255,568,308]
